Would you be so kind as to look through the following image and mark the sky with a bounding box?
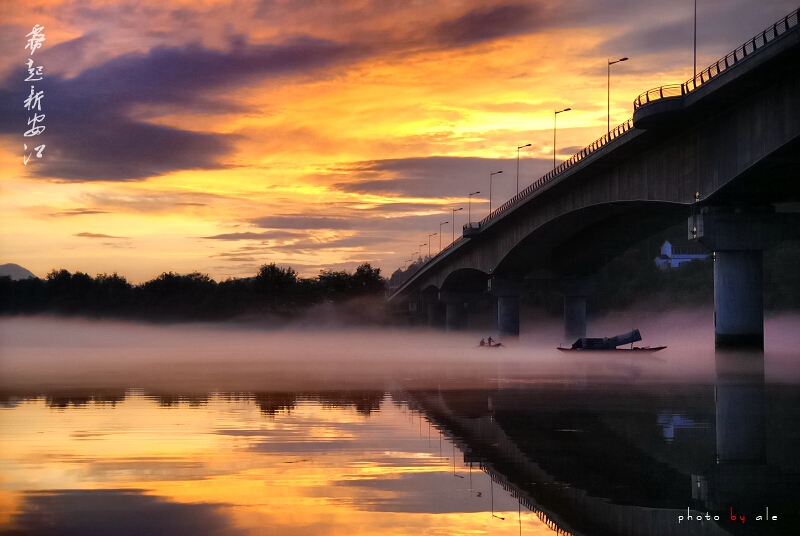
[0,0,796,283]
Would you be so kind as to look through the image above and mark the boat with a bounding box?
[557,329,666,352]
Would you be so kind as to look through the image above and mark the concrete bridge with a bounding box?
[389,9,800,348]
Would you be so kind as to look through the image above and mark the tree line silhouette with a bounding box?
[0,263,386,321]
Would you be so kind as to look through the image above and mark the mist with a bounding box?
[1,310,799,397]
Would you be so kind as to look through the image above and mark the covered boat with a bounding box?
[558,329,666,352]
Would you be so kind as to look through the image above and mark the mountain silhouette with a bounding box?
[0,263,37,280]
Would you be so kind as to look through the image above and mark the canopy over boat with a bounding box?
[570,329,642,350]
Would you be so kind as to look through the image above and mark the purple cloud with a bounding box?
[434,4,541,47]
[1,36,365,182]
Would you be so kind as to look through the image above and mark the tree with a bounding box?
[139,272,217,318]
[255,263,298,311]
[317,269,352,301]
[351,263,386,296]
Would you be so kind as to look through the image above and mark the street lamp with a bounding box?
[403,259,412,269]
[451,207,462,243]
[438,221,448,252]
[608,57,628,132]
[490,478,505,520]
[419,244,426,259]
[489,170,502,215]
[554,108,571,170]
[694,0,697,78]
[516,144,531,194]
[428,233,436,256]
[468,191,480,223]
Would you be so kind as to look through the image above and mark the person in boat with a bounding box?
[479,338,486,346]
[487,336,495,346]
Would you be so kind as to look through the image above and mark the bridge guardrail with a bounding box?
[482,117,634,226]
[634,8,799,109]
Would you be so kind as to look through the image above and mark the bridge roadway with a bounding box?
[389,9,800,348]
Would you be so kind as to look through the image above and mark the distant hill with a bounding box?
[0,263,37,280]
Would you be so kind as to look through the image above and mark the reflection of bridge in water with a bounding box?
[399,355,800,536]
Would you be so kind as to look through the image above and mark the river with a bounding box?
[1,315,799,535]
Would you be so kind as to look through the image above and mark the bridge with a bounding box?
[389,9,800,348]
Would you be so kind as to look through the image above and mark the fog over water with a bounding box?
[2,311,799,395]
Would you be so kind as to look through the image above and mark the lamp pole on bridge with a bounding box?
[438,221,448,252]
[468,191,480,224]
[608,57,628,133]
[419,244,426,259]
[489,170,503,215]
[694,0,697,78]
[554,108,571,170]
[451,207,462,243]
[428,234,436,256]
[516,144,531,194]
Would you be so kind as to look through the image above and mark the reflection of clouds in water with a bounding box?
[5,489,244,536]
[331,470,517,514]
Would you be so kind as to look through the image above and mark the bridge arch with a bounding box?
[491,201,690,279]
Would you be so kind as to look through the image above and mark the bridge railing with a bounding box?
[634,8,799,109]
[435,234,464,258]
[472,117,634,229]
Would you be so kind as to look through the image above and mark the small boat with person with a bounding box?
[558,329,665,353]
[478,336,504,348]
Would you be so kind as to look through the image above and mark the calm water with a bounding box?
[2,316,800,535]
[0,392,546,535]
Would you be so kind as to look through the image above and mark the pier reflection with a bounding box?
[405,351,800,536]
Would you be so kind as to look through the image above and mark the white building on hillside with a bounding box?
[654,240,710,269]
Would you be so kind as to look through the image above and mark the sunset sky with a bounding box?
[1,0,795,283]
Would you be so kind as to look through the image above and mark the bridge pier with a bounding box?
[421,288,445,329]
[693,207,779,349]
[488,278,523,339]
[426,302,446,329]
[444,303,467,331]
[714,350,766,464]
[562,277,592,342]
[439,291,474,332]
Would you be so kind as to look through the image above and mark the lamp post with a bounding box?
[468,191,480,223]
[438,221,448,252]
[516,144,531,194]
[554,108,571,170]
[490,478,505,520]
[489,170,502,215]
[608,57,628,133]
[451,207,462,243]
[419,244,426,259]
[428,234,436,256]
[694,0,697,78]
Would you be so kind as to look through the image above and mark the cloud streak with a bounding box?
[75,232,128,239]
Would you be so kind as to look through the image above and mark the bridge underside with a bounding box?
[495,202,690,278]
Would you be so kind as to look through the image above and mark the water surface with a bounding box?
[2,316,799,535]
